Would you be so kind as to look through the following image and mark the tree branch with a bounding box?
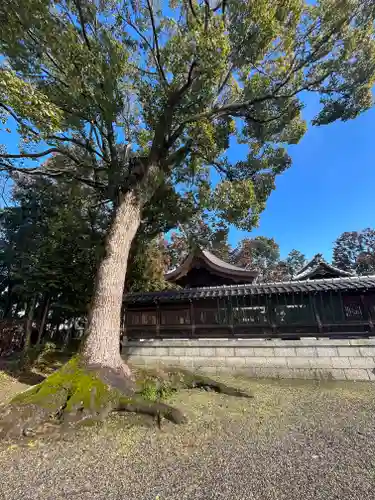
[47,133,106,161]
[163,142,192,170]
[0,162,106,191]
[89,123,109,161]
[188,0,199,22]
[172,60,199,104]
[213,64,234,105]
[73,0,92,51]
[123,15,168,87]
[1,100,105,162]
[145,0,168,85]
[0,103,41,139]
[204,0,210,31]
[0,148,60,160]
[128,62,159,77]
[104,121,118,169]
[207,158,234,181]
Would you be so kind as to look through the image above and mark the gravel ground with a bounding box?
[0,373,374,500]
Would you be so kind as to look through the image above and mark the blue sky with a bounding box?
[227,94,375,262]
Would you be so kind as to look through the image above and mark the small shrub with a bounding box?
[141,380,159,402]
[140,378,175,402]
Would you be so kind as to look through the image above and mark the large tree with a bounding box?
[0,169,186,356]
[333,228,375,275]
[1,0,375,432]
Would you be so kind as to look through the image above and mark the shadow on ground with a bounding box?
[0,359,46,385]
[0,349,72,387]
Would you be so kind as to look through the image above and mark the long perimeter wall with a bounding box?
[122,338,375,381]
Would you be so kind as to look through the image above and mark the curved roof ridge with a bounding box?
[201,248,256,272]
[293,254,355,281]
[164,246,257,282]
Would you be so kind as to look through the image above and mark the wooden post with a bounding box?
[228,297,234,337]
[338,291,345,322]
[329,289,336,324]
[360,294,374,333]
[189,299,195,338]
[311,293,323,334]
[155,300,160,338]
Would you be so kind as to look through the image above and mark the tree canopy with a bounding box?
[1,0,375,234]
[333,228,375,275]
[0,173,108,321]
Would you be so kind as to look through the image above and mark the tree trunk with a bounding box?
[3,285,14,318]
[63,319,75,348]
[81,190,142,372]
[36,296,50,346]
[23,295,36,353]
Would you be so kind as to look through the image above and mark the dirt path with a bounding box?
[0,373,374,500]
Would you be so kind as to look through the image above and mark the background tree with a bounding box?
[126,235,174,292]
[231,236,280,281]
[165,216,231,269]
[261,248,307,282]
[333,228,375,275]
[284,249,307,277]
[1,0,375,429]
[0,173,109,343]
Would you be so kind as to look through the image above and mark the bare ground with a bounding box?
[0,367,374,500]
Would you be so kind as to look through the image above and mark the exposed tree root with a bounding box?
[135,367,253,399]
[115,398,187,425]
[0,359,252,440]
[167,368,253,398]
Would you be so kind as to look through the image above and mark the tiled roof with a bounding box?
[164,247,257,282]
[293,254,354,280]
[124,275,375,304]
[200,249,254,272]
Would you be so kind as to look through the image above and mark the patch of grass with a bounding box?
[140,378,175,402]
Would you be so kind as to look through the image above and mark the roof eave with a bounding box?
[124,274,375,303]
[293,262,355,281]
[164,247,257,282]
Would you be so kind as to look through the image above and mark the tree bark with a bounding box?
[81,190,142,373]
[36,296,51,346]
[23,295,37,353]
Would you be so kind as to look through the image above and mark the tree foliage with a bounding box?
[1,0,375,233]
[0,173,108,321]
[285,249,307,277]
[333,228,375,275]
[126,235,173,292]
[165,215,231,269]
[0,172,184,327]
[230,236,280,280]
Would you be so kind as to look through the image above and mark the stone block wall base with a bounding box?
[123,338,375,382]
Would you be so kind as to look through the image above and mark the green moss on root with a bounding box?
[12,356,121,413]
